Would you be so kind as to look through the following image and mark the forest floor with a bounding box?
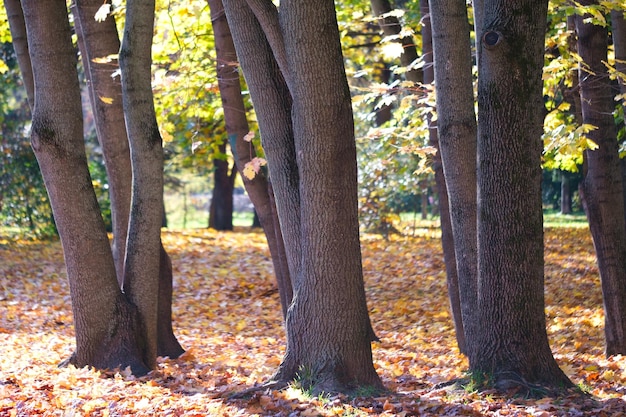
[1,226,625,416]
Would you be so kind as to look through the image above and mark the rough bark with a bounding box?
[473,0,572,389]
[576,6,626,356]
[420,0,466,355]
[72,0,183,360]
[72,0,132,285]
[119,0,163,370]
[208,0,293,317]
[223,0,382,393]
[19,0,148,374]
[430,0,478,358]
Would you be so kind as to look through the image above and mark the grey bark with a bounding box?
[119,0,164,369]
[19,0,148,374]
[473,0,572,388]
[420,0,466,355]
[430,0,478,358]
[71,0,132,285]
[223,0,382,393]
[576,5,626,356]
[72,0,183,360]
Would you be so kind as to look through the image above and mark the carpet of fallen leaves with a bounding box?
[1,226,626,416]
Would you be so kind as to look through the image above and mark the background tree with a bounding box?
[575,1,626,356]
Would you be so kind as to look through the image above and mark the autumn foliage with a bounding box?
[1,226,625,416]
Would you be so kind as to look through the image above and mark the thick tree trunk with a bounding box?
[72,0,132,285]
[208,149,235,231]
[119,0,163,370]
[208,0,293,316]
[224,0,382,393]
[576,7,626,356]
[20,0,148,374]
[420,0,466,355]
[430,0,478,359]
[273,0,382,393]
[473,0,572,389]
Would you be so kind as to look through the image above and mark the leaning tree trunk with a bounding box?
[71,0,132,285]
[72,0,183,359]
[430,0,478,359]
[4,0,34,109]
[576,5,626,356]
[224,0,382,394]
[420,0,466,355]
[473,0,572,389]
[208,0,293,316]
[19,0,148,374]
[119,0,164,370]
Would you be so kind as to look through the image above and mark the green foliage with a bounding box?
[0,43,56,238]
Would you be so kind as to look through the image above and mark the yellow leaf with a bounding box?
[99,96,114,104]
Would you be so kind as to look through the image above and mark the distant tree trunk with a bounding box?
[208,149,235,231]
[576,5,626,356]
[370,0,422,84]
[473,0,572,389]
[20,0,148,374]
[71,0,132,285]
[224,0,382,393]
[611,10,626,219]
[73,0,183,359]
[420,0,465,355]
[560,172,572,214]
[207,0,293,317]
[430,0,478,359]
[119,0,164,370]
[4,0,34,109]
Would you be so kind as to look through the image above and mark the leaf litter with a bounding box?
[0,227,625,416]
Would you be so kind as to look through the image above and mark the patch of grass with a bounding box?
[543,210,588,228]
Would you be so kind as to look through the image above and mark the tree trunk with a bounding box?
[611,11,626,220]
[370,0,422,84]
[430,0,479,359]
[207,0,293,317]
[560,172,572,215]
[73,0,183,360]
[119,0,164,370]
[473,0,572,389]
[224,0,382,393]
[208,149,235,231]
[19,0,148,374]
[72,0,132,285]
[576,5,626,356]
[420,0,466,355]
[4,0,34,109]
